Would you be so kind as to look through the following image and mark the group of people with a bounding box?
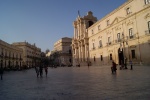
[111,60,133,74]
[35,66,48,77]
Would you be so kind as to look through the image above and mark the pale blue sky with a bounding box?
[0,0,127,52]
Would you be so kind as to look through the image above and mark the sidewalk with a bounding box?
[0,65,150,100]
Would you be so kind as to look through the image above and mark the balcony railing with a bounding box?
[127,34,136,40]
[92,47,95,50]
[115,39,122,43]
[99,45,102,48]
[107,42,112,46]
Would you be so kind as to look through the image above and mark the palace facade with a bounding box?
[0,39,23,70]
[12,42,41,68]
[72,0,150,66]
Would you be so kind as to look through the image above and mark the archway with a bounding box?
[88,21,93,27]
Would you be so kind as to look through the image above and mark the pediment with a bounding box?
[110,17,125,26]
[127,20,133,26]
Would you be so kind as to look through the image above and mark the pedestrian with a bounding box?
[120,60,124,70]
[130,60,133,70]
[111,61,117,74]
[39,65,43,77]
[35,66,39,77]
[124,58,128,69]
[0,66,4,80]
[44,66,48,77]
[87,62,89,68]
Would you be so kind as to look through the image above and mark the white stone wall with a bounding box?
[88,0,150,66]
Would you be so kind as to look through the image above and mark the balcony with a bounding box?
[92,47,95,50]
[127,34,136,40]
[115,39,121,43]
[107,42,112,46]
[98,45,103,48]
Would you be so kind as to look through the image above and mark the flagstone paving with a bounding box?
[0,65,150,100]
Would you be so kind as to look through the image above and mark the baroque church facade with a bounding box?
[72,0,150,66]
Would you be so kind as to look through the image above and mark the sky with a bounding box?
[0,0,127,52]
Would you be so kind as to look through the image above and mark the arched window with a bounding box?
[88,21,93,27]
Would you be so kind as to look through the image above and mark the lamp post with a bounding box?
[121,33,128,69]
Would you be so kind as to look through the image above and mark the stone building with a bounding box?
[12,41,41,68]
[0,39,23,70]
[53,37,72,66]
[72,0,150,66]
[72,11,97,66]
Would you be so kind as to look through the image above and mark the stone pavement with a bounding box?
[0,65,150,100]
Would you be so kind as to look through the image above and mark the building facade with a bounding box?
[53,37,72,66]
[72,11,97,66]
[0,39,23,70]
[72,0,150,66]
[12,42,41,68]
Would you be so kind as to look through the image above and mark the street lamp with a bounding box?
[121,33,128,69]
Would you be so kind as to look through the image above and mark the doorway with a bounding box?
[118,48,124,65]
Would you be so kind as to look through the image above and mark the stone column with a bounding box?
[85,44,87,61]
[79,45,81,62]
[83,45,85,61]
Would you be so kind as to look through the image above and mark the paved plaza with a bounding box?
[0,65,150,100]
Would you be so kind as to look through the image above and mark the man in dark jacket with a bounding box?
[0,66,4,80]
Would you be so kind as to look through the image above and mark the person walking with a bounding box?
[111,61,117,74]
[44,66,48,77]
[35,66,39,77]
[0,66,4,80]
[130,60,133,70]
[39,65,43,77]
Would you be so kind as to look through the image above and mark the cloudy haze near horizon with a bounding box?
[0,0,127,52]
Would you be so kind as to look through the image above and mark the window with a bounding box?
[98,25,100,30]
[110,54,112,60]
[126,7,131,15]
[145,0,150,4]
[92,43,95,49]
[88,21,93,27]
[107,20,110,26]
[108,37,111,44]
[131,50,135,59]
[99,40,102,47]
[92,30,94,34]
[129,28,133,38]
[100,55,103,61]
[117,33,121,40]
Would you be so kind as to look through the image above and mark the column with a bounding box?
[83,45,85,61]
[85,44,87,61]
